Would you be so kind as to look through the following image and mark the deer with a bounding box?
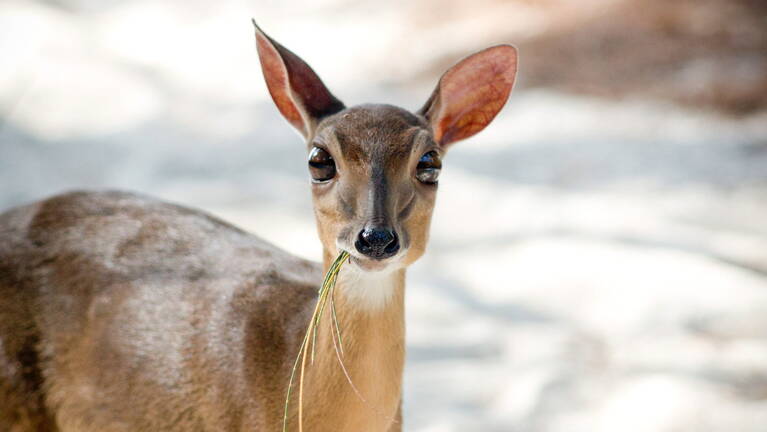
[0,21,517,432]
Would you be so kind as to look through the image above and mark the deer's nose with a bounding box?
[355,226,399,259]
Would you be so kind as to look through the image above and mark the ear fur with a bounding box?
[253,20,344,138]
[418,45,518,148]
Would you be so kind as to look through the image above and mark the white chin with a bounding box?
[337,260,400,310]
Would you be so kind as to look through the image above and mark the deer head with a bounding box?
[254,21,517,273]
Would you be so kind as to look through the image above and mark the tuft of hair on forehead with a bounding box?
[318,104,428,162]
[334,104,424,131]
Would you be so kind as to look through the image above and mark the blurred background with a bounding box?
[2,0,767,430]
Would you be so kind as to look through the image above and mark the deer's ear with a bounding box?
[418,45,517,149]
[253,21,345,138]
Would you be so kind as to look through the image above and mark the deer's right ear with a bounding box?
[253,20,345,138]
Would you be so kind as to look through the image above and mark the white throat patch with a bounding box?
[337,265,400,311]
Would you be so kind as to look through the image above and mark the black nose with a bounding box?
[355,226,400,259]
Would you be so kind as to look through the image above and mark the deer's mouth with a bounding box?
[345,250,405,273]
[349,254,389,271]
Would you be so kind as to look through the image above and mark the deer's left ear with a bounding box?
[418,45,518,149]
[253,20,345,139]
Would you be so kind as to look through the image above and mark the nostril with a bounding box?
[383,231,399,255]
[355,227,399,259]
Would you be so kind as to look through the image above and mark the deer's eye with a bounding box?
[416,151,442,184]
[308,147,336,182]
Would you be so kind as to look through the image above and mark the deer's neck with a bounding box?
[300,251,405,430]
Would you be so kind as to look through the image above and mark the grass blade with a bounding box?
[282,250,349,432]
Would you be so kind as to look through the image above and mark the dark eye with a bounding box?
[416,151,442,184]
[308,147,336,182]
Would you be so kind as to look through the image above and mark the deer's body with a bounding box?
[0,190,404,431]
[0,21,516,431]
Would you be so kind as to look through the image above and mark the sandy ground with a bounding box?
[2,1,767,430]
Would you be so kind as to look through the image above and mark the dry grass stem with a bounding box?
[282,251,349,432]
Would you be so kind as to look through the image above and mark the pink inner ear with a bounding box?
[431,46,517,146]
[256,32,306,134]
[255,26,344,138]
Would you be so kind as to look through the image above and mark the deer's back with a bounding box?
[0,190,321,431]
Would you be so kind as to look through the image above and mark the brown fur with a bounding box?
[1,191,320,431]
[0,24,517,431]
